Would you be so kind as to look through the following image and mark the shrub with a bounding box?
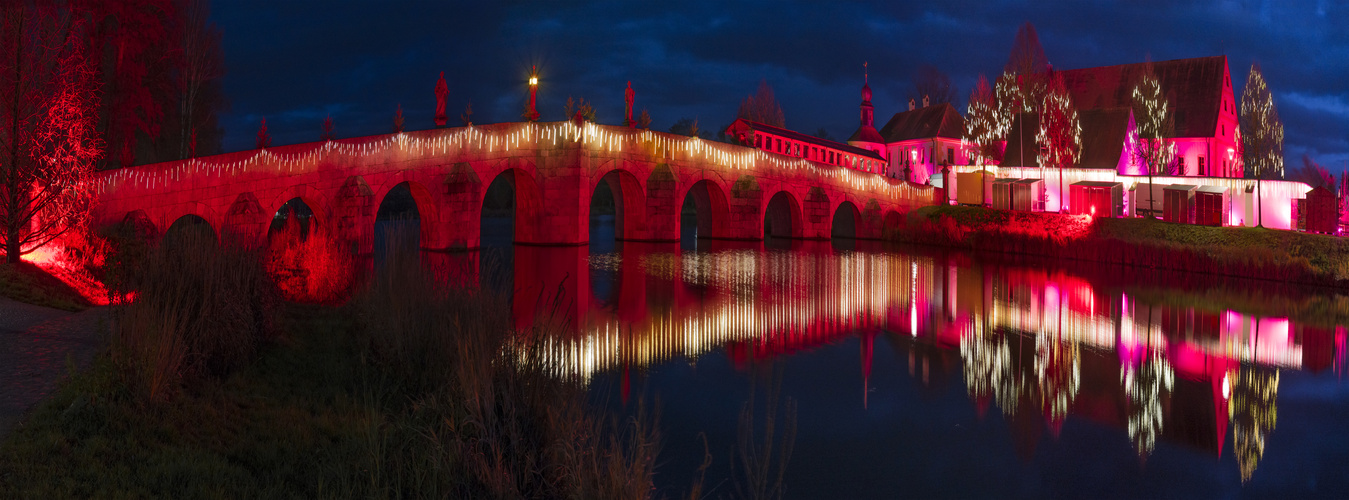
[109,230,279,402]
[266,209,356,304]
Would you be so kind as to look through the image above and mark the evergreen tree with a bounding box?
[1239,64,1284,227]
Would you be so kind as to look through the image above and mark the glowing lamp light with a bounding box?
[529,76,538,85]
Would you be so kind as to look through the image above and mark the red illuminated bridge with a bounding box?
[91,121,935,250]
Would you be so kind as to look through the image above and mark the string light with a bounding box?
[95,121,933,208]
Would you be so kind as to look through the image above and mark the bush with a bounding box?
[110,230,279,402]
[266,210,357,304]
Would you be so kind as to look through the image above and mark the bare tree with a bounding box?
[737,79,785,127]
[1005,21,1049,78]
[0,4,103,262]
[171,0,226,159]
[1037,72,1081,212]
[910,64,957,106]
[1239,63,1283,227]
[1130,59,1177,216]
[963,74,1004,165]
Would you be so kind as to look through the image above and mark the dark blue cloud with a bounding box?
[211,0,1348,175]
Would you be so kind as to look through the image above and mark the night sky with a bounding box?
[210,1,1348,175]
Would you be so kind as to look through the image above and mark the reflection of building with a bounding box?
[511,242,1334,481]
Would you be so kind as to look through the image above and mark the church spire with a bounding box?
[860,61,874,128]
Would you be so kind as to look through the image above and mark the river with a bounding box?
[381,214,1349,498]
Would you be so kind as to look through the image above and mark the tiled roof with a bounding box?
[1058,55,1228,138]
[1002,108,1134,169]
[877,103,965,142]
[848,125,885,143]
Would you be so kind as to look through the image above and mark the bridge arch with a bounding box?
[120,209,158,242]
[679,178,731,240]
[764,190,803,239]
[266,186,331,244]
[482,168,544,244]
[164,213,217,247]
[374,180,437,252]
[883,210,902,237]
[589,168,646,241]
[831,200,861,239]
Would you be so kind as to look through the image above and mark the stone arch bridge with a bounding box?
[92,121,935,251]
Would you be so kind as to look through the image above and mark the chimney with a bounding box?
[923,95,929,107]
[908,98,915,111]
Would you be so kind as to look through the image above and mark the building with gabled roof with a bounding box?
[1051,55,1240,178]
[846,76,971,185]
[1002,108,1137,171]
[724,118,887,174]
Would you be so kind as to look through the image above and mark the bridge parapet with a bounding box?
[94,122,935,250]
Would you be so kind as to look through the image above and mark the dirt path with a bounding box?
[0,298,106,436]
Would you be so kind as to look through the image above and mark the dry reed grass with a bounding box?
[355,241,661,499]
[108,228,278,403]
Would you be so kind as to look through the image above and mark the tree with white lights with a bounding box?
[1240,63,1283,228]
[1130,59,1177,217]
[0,5,103,264]
[964,74,1005,166]
[1037,72,1081,212]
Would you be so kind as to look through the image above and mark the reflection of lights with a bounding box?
[1123,351,1174,457]
[910,261,918,336]
[1036,334,1081,424]
[1230,367,1280,482]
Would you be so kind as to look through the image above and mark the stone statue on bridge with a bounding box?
[624,81,635,127]
[434,72,449,128]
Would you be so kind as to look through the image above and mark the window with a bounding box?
[756,135,762,148]
[1198,156,1206,176]
[775,138,781,152]
[1177,156,1185,174]
[947,147,954,163]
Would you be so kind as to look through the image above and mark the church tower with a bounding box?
[848,62,886,170]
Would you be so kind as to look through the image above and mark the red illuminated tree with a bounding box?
[320,115,335,141]
[964,74,1005,165]
[256,118,270,149]
[737,79,785,128]
[0,5,103,263]
[1036,72,1081,212]
[86,0,177,169]
[637,108,651,130]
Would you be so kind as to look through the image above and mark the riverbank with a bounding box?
[0,236,659,498]
[891,205,1349,288]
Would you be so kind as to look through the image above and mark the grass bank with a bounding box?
[892,205,1349,288]
[0,235,659,498]
[0,261,91,311]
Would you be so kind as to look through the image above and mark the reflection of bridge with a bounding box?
[508,242,1346,480]
[92,122,933,250]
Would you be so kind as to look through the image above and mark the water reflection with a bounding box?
[409,221,1348,490]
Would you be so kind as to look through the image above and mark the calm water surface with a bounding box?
[396,215,1349,499]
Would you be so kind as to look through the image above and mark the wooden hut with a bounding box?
[956,170,994,206]
[1163,184,1198,224]
[1069,181,1124,217]
[1194,185,1230,226]
[1304,186,1339,234]
[1012,178,1045,212]
[991,178,1018,210]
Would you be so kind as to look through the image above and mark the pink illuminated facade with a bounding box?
[849,91,969,184]
[724,118,887,174]
[1061,55,1241,178]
